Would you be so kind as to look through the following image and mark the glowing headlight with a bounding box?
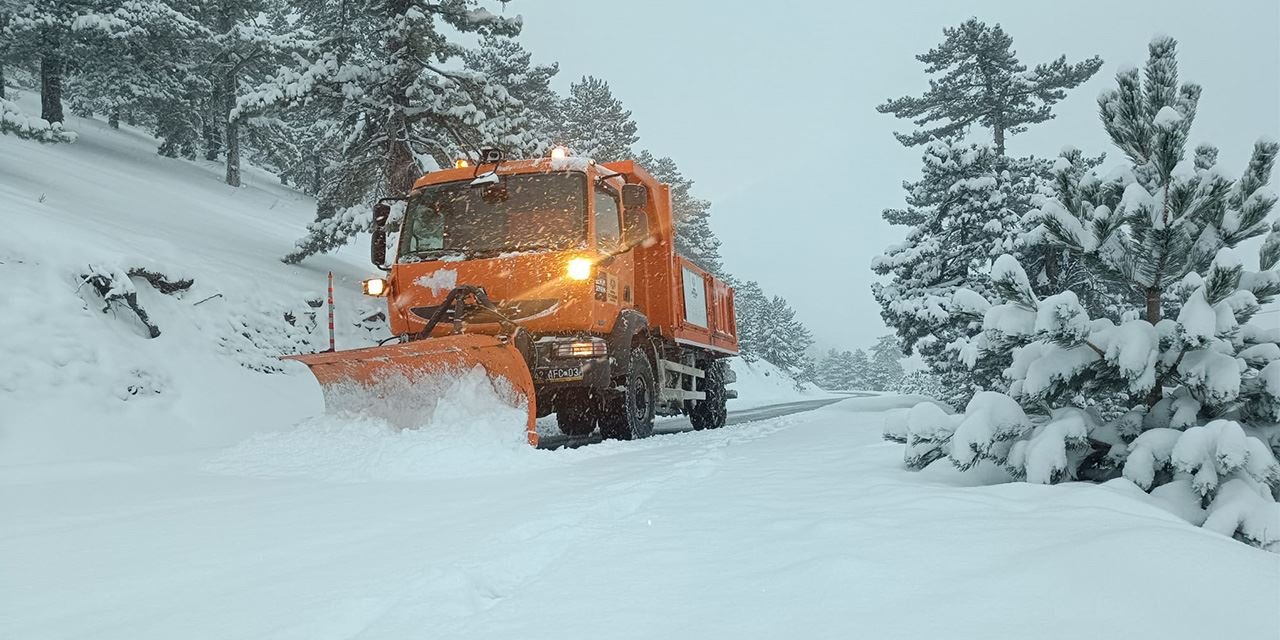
[549,145,570,159]
[362,277,389,297]
[566,257,593,281]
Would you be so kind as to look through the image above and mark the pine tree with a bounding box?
[729,278,767,361]
[815,349,843,390]
[192,0,310,186]
[895,369,946,399]
[636,151,724,274]
[462,35,559,159]
[889,37,1280,550]
[64,0,211,155]
[750,294,813,373]
[237,0,525,263]
[558,75,638,162]
[816,349,870,390]
[877,18,1102,156]
[872,138,1019,405]
[847,349,871,390]
[867,335,906,391]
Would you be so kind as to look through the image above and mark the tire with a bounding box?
[599,347,656,440]
[688,360,728,430]
[555,389,596,437]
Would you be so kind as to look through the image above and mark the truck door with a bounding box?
[592,181,632,330]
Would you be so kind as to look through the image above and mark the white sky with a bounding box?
[513,0,1280,353]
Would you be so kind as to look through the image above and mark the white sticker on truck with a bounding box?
[682,266,708,328]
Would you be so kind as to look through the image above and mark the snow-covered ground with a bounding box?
[3,96,1278,639]
[5,397,1278,639]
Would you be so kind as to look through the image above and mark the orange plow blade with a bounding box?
[283,334,538,447]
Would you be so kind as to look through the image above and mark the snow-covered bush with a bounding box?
[887,37,1280,550]
[219,298,322,373]
[1,98,76,143]
[894,370,947,400]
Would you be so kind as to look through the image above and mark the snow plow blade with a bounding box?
[283,334,538,447]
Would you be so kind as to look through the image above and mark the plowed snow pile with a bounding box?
[207,367,550,481]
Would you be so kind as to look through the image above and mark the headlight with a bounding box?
[566,257,593,281]
[362,277,389,297]
[553,339,607,358]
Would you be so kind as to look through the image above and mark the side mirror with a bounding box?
[622,184,648,209]
[623,207,649,248]
[371,201,391,268]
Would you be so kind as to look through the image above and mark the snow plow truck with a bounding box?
[286,148,739,447]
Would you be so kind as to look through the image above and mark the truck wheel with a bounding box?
[689,360,728,430]
[555,390,596,437]
[599,347,655,440]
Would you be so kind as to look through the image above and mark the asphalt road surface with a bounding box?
[538,395,864,450]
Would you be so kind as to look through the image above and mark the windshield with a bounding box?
[398,172,587,261]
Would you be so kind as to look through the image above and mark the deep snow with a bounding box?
[2,95,1278,639]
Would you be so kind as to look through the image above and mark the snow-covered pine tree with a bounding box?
[558,75,638,162]
[867,335,906,391]
[815,349,844,390]
[195,0,311,186]
[61,0,210,156]
[753,295,813,373]
[895,369,946,399]
[876,18,1102,156]
[729,278,767,362]
[847,348,871,390]
[876,18,1105,309]
[5,1,80,124]
[237,0,525,263]
[462,35,559,159]
[636,151,724,275]
[0,8,14,99]
[816,349,868,390]
[872,139,1019,405]
[890,37,1280,550]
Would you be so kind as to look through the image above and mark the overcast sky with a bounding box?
[513,0,1280,353]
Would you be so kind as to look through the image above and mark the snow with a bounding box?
[726,357,830,410]
[1096,320,1160,392]
[950,287,991,316]
[3,97,1280,639]
[1153,105,1185,129]
[950,391,1030,468]
[1176,287,1217,345]
[983,303,1036,337]
[1034,291,1090,341]
[416,268,459,294]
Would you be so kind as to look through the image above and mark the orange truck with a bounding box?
[287,148,739,447]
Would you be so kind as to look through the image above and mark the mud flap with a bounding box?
[283,334,539,447]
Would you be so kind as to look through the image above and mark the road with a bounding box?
[537,395,861,449]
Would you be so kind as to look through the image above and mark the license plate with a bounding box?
[539,365,583,382]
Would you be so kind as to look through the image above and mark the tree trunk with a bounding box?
[215,6,239,186]
[1144,286,1161,325]
[40,51,64,123]
[223,73,240,187]
[0,63,6,99]
[385,25,417,194]
[993,123,1006,157]
[108,111,119,129]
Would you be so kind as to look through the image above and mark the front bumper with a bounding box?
[529,337,611,390]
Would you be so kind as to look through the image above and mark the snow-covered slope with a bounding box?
[3,98,1278,639]
[727,357,830,409]
[1,91,382,466]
